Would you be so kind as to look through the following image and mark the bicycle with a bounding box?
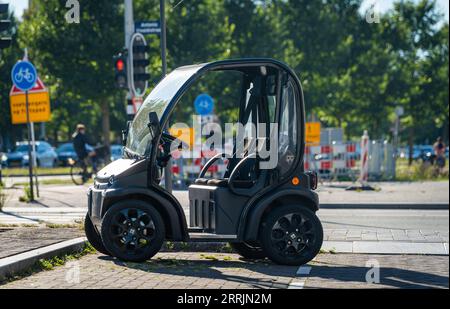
[69,145,109,185]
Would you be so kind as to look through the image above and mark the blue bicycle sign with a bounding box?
[194,93,214,116]
[11,61,37,91]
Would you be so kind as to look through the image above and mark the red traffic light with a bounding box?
[116,58,125,71]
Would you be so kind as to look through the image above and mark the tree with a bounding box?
[19,0,124,149]
[0,12,23,151]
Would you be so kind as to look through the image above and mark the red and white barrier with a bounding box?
[304,142,358,177]
[359,130,369,183]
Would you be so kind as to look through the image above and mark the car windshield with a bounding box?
[126,65,203,156]
[15,144,31,152]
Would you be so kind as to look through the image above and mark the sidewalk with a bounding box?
[1,252,448,289]
[0,227,84,259]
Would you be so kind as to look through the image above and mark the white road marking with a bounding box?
[288,265,312,289]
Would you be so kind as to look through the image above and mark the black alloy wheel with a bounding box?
[260,205,323,266]
[100,200,165,262]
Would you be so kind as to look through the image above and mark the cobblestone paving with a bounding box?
[1,252,448,289]
[305,254,449,289]
[0,252,297,289]
[0,227,84,259]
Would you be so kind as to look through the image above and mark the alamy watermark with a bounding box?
[65,0,80,24]
[365,259,380,284]
[167,116,280,170]
[365,2,381,24]
[65,260,80,284]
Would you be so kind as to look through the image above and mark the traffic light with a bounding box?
[130,33,150,96]
[114,51,128,89]
[0,3,12,50]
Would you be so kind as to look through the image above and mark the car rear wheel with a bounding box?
[229,241,266,260]
[100,200,165,262]
[260,205,323,266]
[84,213,109,256]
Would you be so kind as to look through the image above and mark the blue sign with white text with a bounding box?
[11,60,37,91]
[194,94,214,115]
[135,21,161,35]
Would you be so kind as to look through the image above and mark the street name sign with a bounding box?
[135,21,161,35]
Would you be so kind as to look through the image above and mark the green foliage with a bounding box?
[396,158,449,181]
[19,185,32,203]
[0,0,448,150]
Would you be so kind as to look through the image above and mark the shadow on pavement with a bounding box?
[306,264,449,289]
[99,255,297,289]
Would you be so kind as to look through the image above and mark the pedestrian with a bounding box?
[433,137,446,175]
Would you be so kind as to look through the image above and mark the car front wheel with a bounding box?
[100,200,165,262]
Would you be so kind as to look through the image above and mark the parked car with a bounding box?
[110,144,123,161]
[3,141,58,168]
[56,142,94,166]
[1,152,7,168]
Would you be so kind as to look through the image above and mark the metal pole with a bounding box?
[30,122,39,197]
[160,0,167,76]
[160,0,172,193]
[25,90,34,201]
[124,0,134,119]
[393,114,400,179]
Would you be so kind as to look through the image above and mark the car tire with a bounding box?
[260,205,323,266]
[84,213,110,256]
[100,200,165,262]
[229,241,266,260]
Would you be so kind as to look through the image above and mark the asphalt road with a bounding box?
[318,209,449,234]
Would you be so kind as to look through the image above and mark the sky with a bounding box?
[6,0,450,22]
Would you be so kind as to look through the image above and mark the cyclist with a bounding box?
[433,137,446,175]
[72,124,97,176]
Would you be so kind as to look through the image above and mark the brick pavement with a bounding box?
[1,252,448,289]
[304,254,449,289]
[1,252,297,289]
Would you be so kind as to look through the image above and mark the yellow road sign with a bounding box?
[9,77,51,124]
[169,127,194,147]
[306,122,321,145]
[10,91,51,124]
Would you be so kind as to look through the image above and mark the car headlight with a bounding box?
[108,175,116,186]
[23,155,29,161]
[1,154,7,162]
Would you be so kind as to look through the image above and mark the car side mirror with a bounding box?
[148,112,161,141]
[122,121,131,146]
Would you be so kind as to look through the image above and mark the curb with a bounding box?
[0,237,87,281]
[320,202,449,210]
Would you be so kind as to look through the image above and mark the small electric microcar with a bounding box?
[85,58,323,265]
